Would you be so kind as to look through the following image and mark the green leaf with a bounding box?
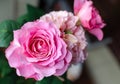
[16,77,35,84]
[52,77,63,84]
[0,20,20,47]
[0,68,18,84]
[36,76,63,84]
[17,5,44,27]
[0,76,15,84]
[17,14,30,27]
[27,4,44,21]
[36,77,52,84]
[0,51,12,77]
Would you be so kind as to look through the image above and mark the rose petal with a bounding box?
[33,64,56,76]
[55,60,64,69]
[16,64,36,78]
[89,28,104,41]
[6,47,27,68]
[29,73,44,80]
[65,51,72,63]
[54,63,69,76]
[77,1,93,29]
[74,0,87,15]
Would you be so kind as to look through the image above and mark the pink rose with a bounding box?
[41,11,87,63]
[5,20,72,80]
[74,0,106,40]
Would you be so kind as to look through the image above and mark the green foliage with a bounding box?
[0,20,20,47]
[36,76,63,84]
[17,14,30,27]
[17,4,44,27]
[0,51,12,77]
[16,77,35,84]
[27,4,44,21]
[0,51,16,84]
[36,74,72,84]
[0,75,16,84]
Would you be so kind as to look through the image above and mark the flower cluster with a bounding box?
[5,0,105,80]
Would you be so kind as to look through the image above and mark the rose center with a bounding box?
[29,37,49,57]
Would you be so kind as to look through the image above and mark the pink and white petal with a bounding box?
[56,43,67,61]
[21,22,35,30]
[52,37,62,60]
[16,64,36,78]
[26,56,41,63]
[89,28,104,41]
[29,73,44,80]
[48,62,55,67]
[33,64,56,76]
[54,63,69,76]
[41,67,56,77]
[37,57,54,66]
[13,30,22,46]
[74,0,87,15]
[78,1,93,28]
[75,50,85,63]
[65,51,72,63]
[6,47,27,68]
[14,29,30,46]
[54,60,64,69]
[5,42,19,59]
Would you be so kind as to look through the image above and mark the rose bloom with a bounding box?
[74,0,106,40]
[40,11,87,63]
[5,20,72,80]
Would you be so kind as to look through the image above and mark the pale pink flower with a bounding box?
[5,20,72,80]
[64,26,87,63]
[74,0,106,40]
[40,11,87,63]
[40,11,78,31]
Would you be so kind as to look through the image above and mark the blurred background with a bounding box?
[0,0,120,84]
